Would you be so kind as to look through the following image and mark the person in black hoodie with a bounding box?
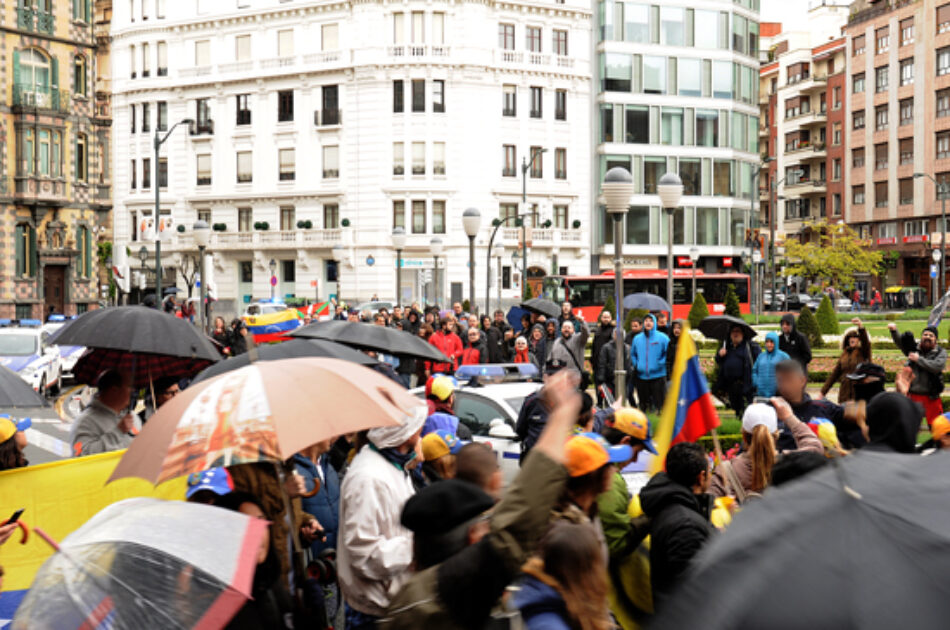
[487,310,512,363]
[666,319,684,379]
[639,442,714,609]
[864,390,923,454]
[596,329,631,401]
[714,326,760,418]
[778,313,812,372]
[591,311,615,405]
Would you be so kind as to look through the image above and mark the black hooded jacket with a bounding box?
[779,314,812,369]
[865,392,923,454]
[639,473,714,606]
[592,323,616,382]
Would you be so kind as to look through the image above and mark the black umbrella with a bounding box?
[190,339,377,384]
[697,315,755,341]
[520,298,561,319]
[289,320,449,363]
[622,292,671,313]
[653,452,950,630]
[0,364,48,408]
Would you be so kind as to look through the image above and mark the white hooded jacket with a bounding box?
[337,405,426,617]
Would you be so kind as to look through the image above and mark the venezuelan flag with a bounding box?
[243,308,301,343]
[649,326,720,474]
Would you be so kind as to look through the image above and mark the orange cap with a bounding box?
[564,433,632,477]
[933,415,950,442]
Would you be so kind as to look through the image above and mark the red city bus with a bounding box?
[541,270,750,321]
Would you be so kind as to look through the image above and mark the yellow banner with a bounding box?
[0,451,185,591]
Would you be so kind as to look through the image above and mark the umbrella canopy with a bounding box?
[72,349,215,389]
[506,306,530,332]
[622,292,672,314]
[697,315,755,341]
[653,452,950,630]
[0,364,47,408]
[190,338,377,384]
[289,320,449,363]
[520,297,561,319]
[163,287,181,295]
[13,497,268,630]
[109,357,425,484]
[927,289,950,326]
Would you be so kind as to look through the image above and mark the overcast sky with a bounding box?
[761,0,811,33]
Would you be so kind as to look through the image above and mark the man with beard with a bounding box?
[548,319,590,383]
[592,310,615,406]
[428,317,464,375]
[889,323,947,425]
[819,318,869,403]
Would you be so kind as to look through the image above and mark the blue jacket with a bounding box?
[630,314,670,380]
[752,332,790,398]
[513,576,572,630]
[292,453,340,555]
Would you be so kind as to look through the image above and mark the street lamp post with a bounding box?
[268,258,277,300]
[915,172,948,297]
[152,117,194,306]
[658,173,684,311]
[933,248,943,306]
[430,237,444,308]
[462,208,481,312]
[521,148,547,299]
[331,244,344,304]
[484,212,535,315]
[603,167,634,405]
[689,246,699,300]
[193,220,211,334]
[391,227,406,307]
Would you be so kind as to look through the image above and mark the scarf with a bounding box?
[370,443,417,472]
[514,348,531,363]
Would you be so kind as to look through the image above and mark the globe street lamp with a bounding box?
[331,244,344,304]
[915,172,948,297]
[269,258,277,300]
[603,166,634,405]
[658,172,684,312]
[152,117,194,307]
[391,227,406,307]
[430,237,444,308]
[689,246,700,300]
[193,220,211,333]
[462,208,481,312]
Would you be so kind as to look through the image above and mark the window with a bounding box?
[432,13,444,45]
[643,55,666,94]
[277,90,293,122]
[713,160,733,196]
[905,219,927,236]
[322,146,339,179]
[875,181,888,207]
[661,107,684,145]
[875,66,888,93]
[604,53,632,92]
[412,142,425,175]
[643,157,665,194]
[875,105,888,131]
[196,153,211,185]
[530,87,542,118]
[696,208,719,245]
[696,109,719,147]
[529,146,543,178]
[526,26,541,52]
[939,47,950,76]
[141,42,150,77]
[393,142,404,175]
[678,58,701,97]
[130,159,137,189]
[141,103,151,133]
[142,157,151,188]
[901,17,914,45]
[853,34,866,55]
[502,85,516,116]
[939,89,950,117]
[433,142,445,175]
[553,205,568,229]
[712,60,732,99]
[235,34,251,61]
[411,79,425,112]
[15,224,35,277]
[555,89,566,120]
[157,101,167,131]
[195,40,210,67]
[833,194,842,216]
[156,41,167,76]
[73,56,87,96]
[900,58,914,86]
[502,145,516,177]
[939,131,950,159]
[393,200,405,228]
[853,109,865,129]
[393,12,405,44]
[876,26,889,54]
[236,94,251,125]
[278,206,295,231]
[852,73,865,94]
[131,105,136,134]
[196,98,211,128]
[324,204,339,229]
[499,23,515,50]
[853,185,865,204]
[680,158,701,195]
[412,200,426,233]
[130,44,137,78]
[853,148,865,167]
[238,207,252,232]
[833,122,842,145]
[393,80,404,113]
[72,133,87,182]
[660,6,685,46]
[278,29,294,58]
[279,148,295,181]
[73,0,91,21]
[875,143,888,170]
[236,151,252,183]
[158,158,167,188]
[411,11,424,43]
[553,29,568,56]
[900,138,914,164]
[900,98,913,126]
[833,86,842,109]
[833,158,842,181]
[433,80,445,113]
[940,4,950,34]
[554,148,566,180]
[432,201,446,234]
[899,178,914,205]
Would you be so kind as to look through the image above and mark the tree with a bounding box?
[723,284,741,317]
[177,254,199,298]
[688,292,709,329]
[797,305,823,349]
[462,299,471,314]
[816,294,840,335]
[784,220,883,290]
[624,308,649,333]
[601,294,617,322]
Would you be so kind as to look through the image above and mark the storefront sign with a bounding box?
[599,256,657,270]
[676,257,694,267]
[722,257,733,267]
[902,235,929,244]
[876,237,897,245]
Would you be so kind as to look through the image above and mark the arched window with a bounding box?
[18,48,50,90]
[73,55,87,96]
[13,48,58,108]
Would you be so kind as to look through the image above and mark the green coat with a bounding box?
[379,450,567,630]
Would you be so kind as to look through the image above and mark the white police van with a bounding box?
[42,315,84,382]
[0,319,62,396]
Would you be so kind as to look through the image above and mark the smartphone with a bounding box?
[6,508,24,524]
[752,397,774,406]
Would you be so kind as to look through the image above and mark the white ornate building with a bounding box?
[110,0,592,315]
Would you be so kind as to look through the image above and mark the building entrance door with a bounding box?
[43,265,66,317]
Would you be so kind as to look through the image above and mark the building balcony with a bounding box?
[154,229,345,253]
[17,7,54,34]
[189,120,214,136]
[784,109,827,130]
[784,179,827,196]
[498,227,584,249]
[493,49,573,69]
[386,45,451,58]
[784,142,827,164]
[759,124,770,139]
[12,85,70,114]
[13,176,68,206]
[313,109,341,127]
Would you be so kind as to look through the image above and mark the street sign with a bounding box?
[931,265,939,278]
[310,280,318,288]
[270,275,277,287]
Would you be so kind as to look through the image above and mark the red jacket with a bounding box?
[428,330,463,373]
[460,347,481,366]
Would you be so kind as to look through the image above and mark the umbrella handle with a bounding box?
[33,526,60,551]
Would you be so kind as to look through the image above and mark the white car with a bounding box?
[42,319,85,381]
[242,301,292,318]
[0,324,62,396]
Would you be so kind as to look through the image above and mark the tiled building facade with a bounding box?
[0,0,112,319]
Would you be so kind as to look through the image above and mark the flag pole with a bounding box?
[710,428,724,464]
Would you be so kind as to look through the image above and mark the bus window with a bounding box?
[699,278,748,303]
[541,277,565,302]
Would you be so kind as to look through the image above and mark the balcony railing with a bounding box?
[161,229,344,251]
[17,8,54,34]
[314,109,341,126]
[189,120,214,136]
[12,85,70,113]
